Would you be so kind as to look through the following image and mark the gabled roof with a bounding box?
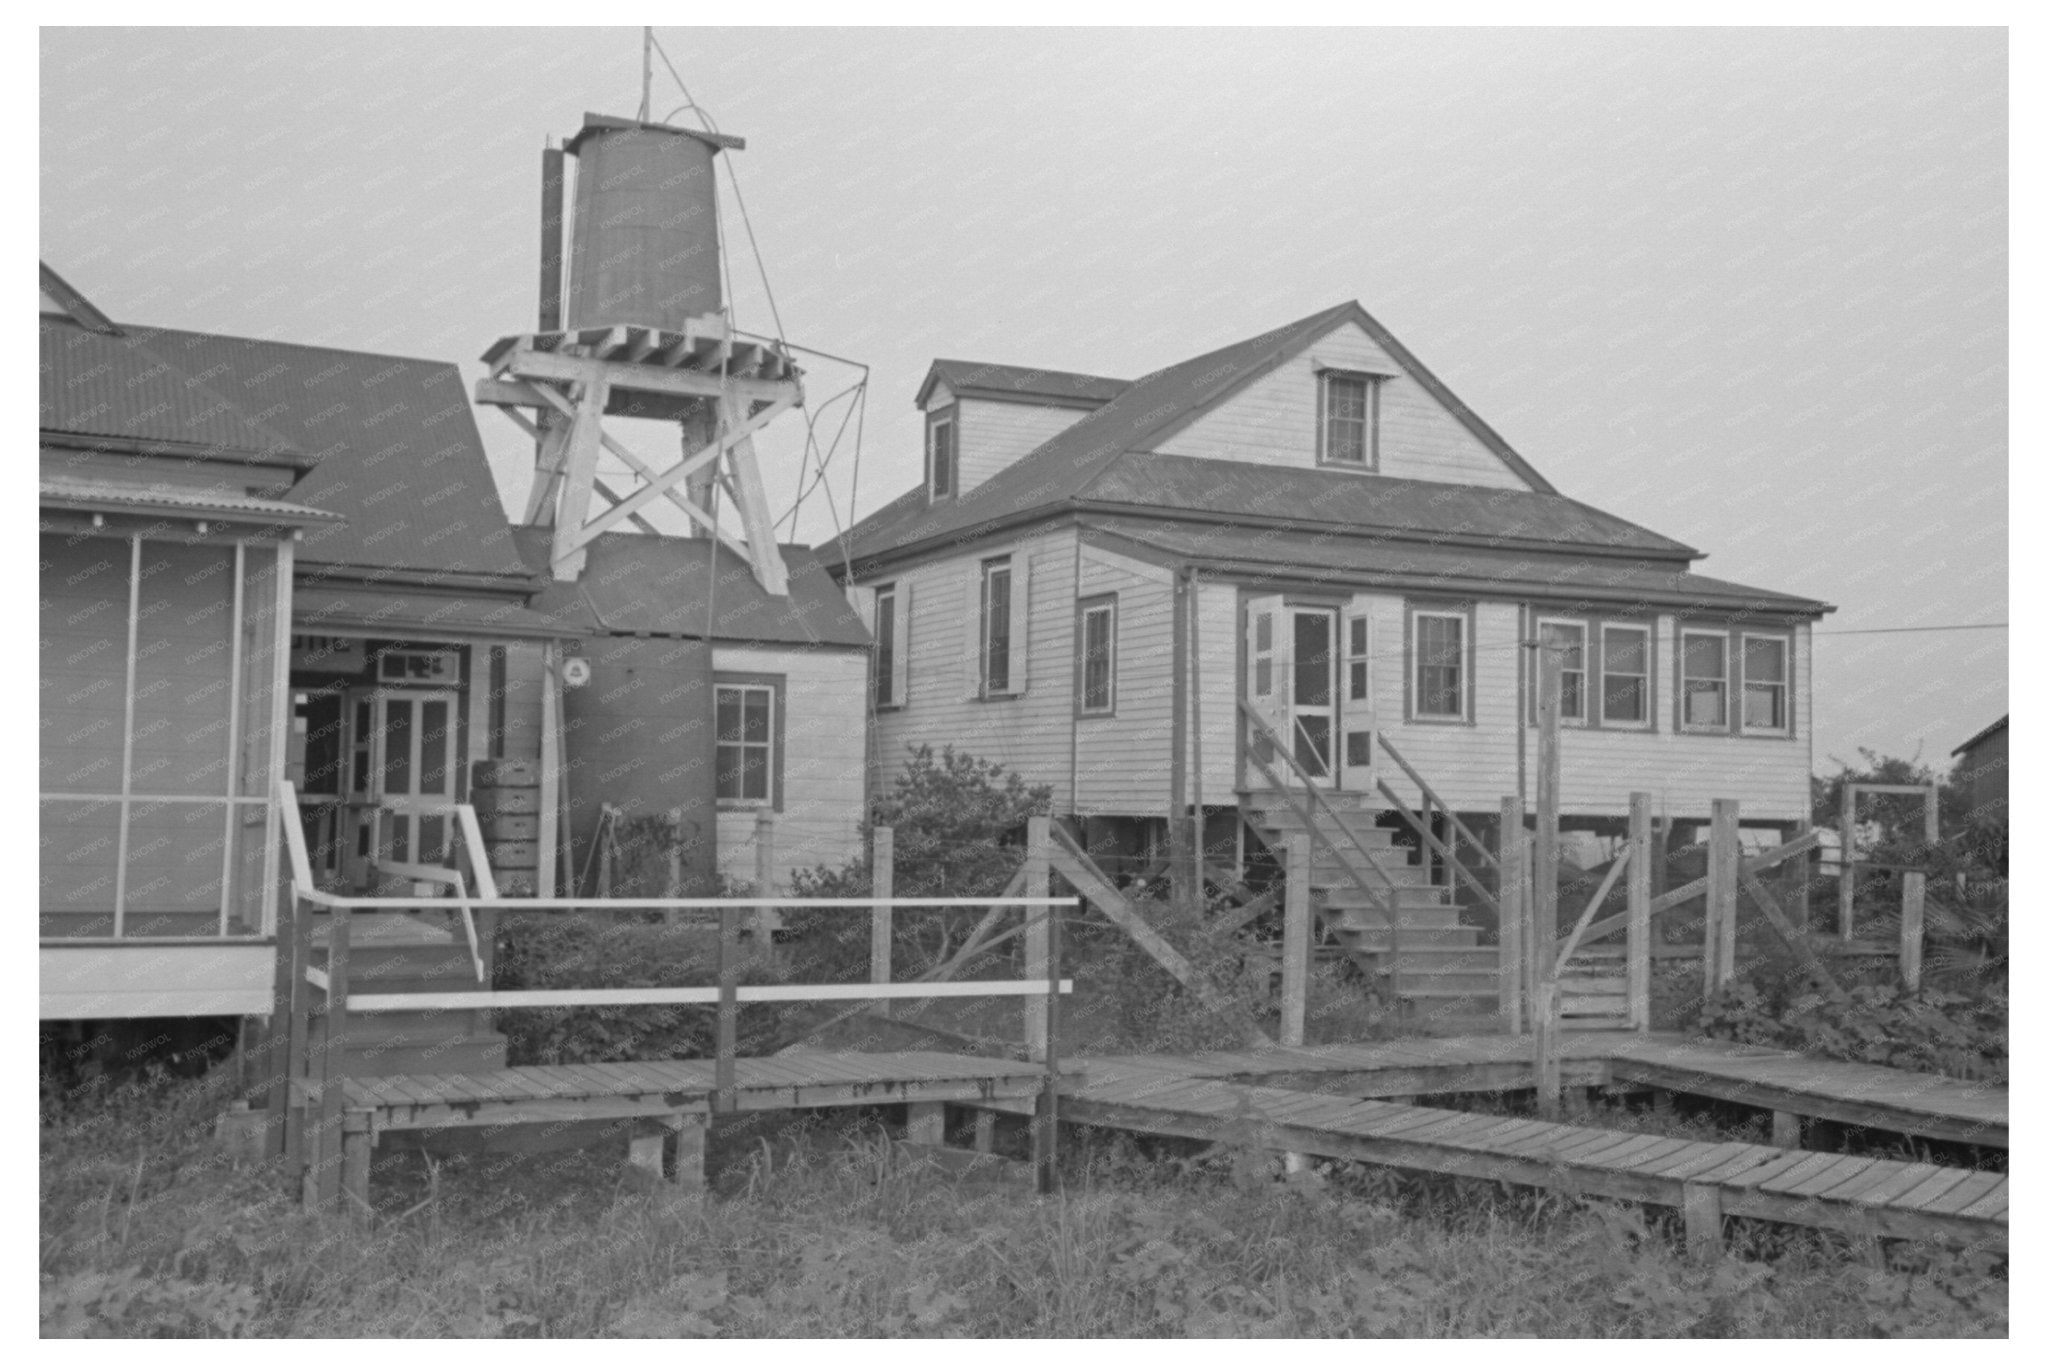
[1087,517,1828,616]
[917,359,1128,410]
[43,313,533,586]
[516,529,870,648]
[39,263,120,336]
[1953,714,2007,757]
[833,301,1591,573]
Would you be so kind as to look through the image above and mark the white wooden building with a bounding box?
[828,302,1830,875]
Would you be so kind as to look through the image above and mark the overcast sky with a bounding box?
[39,26,2007,773]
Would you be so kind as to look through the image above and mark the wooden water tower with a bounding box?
[475,112,800,591]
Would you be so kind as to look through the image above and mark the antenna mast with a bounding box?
[637,27,653,122]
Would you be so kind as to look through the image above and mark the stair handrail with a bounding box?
[365,857,487,984]
[1374,734,1501,874]
[1237,699,1405,1004]
[1373,778,1503,922]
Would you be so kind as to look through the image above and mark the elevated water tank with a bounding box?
[563,113,744,334]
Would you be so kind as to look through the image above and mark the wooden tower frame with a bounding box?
[475,318,801,592]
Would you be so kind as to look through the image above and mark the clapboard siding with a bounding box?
[1194,586,1810,823]
[1071,546,1176,814]
[712,644,868,889]
[1154,321,1533,491]
[956,398,1091,496]
[867,528,1084,809]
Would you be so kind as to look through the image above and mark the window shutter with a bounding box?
[891,583,912,707]
[1007,553,1031,695]
[962,564,984,701]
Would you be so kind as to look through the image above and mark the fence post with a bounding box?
[1839,788,1858,938]
[1627,791,1653,1031]
[871,826,894,1019]
[715,902,738,1114]
[753,811,777,946]
[1036,877,1062,1195]
[1024,817,1052,1062]
[1498,797,1524,1034]
[1282,833,1312,1049]
[1900,871,1926,991]
[1705,800,1740,996]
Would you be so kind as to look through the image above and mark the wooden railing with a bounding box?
[1236,700,1406,1002]
[268,780,1076,1203]
[1372,733,1503,922]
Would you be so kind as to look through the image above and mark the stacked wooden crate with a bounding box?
[471,759,541,896]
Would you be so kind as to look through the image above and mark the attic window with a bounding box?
[928,413,956,500]
[1319,371,1381,470]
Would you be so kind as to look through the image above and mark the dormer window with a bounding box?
[1318,370,1381,470]
[927,412,957,500]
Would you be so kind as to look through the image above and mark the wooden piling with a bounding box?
[1498,797,1524,1034]
[871,826,894,1019]
[1705,800,1739,996]
[1627,792,1653,1031]
[1683,1182,1725,1262]
[1901,871,1926,990]
[1282,833,1312,1048]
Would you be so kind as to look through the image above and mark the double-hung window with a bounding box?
[1536,619,1588,723]
[1412,609,1467,720]
[1599,624,1652,727]
[874,584,904,709]
[927,413,956,499]
[1077,595,1115,715]
[1319,371,1381,469]
[1679,631,1730,732]
[714,681,777,805]
[981,558,1013,696]
[1742,634,1790,734]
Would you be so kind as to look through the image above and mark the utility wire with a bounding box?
[1811,623,2006,637]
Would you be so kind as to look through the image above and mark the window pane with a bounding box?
[743,751,769,802]
[1345,730,1373,768]
[1293,612,1331,707]
[1082,607,1111,711]
[1744,636,1786,683]
[1686,684,1726,727]
[1350,661,1369,702]
[1683,634,1725,679]
[1604,627,1648,675]
[1416,614,1464,717]
[716,688,742,743]
[1603,675,1644,723]
[1744,683,1784,730]
[1294,714,1331,777]
[743,690,771,743]
[381,701,412,797]
[419,699,450,795]
[1540,621,1585,669]
[930,422,954,496]
[875,594,895,706]
[715,746,743,800]
[1349,617,1369,656]
[984,567,1010,693]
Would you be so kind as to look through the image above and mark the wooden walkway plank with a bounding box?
[1955,1182,2010,1221]
[1602,1136,1697,1173]
[1840,1162,1960,1209]
[1782,1156,1881,1200]
[1754,1151,1849,1194]
[1913,1172,2007,1217]
[1882,1167,1978,1213]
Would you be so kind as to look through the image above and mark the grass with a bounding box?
[40,1068,2007,1338]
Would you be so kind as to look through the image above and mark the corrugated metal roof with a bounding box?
[1088,517,1830,615]
[832,301,1590,572]
[41,315,305,462]
[517,529,870,647]
[44,319,534,586]
[39,475,344,526]
[293,587,570,641]
[919,359,1128,409]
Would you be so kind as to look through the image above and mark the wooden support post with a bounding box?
[1498,798,1524,1034]
[973,1109,996,1154]
[538,642,563,898]
[1839,795,1857,939]
[1705,800,1740,997]
[906,1101,945,1147]
[871,826,894,1019]
[341,1125,371,1224]
[715,903,738,1114]
[1024,817,1052,1062]
[1281,833,1312,1049]
[314,905,351,1213]
[1682,1182,1724,1262]
[1772,1110,1802,1150]
[1900,871,1926,991]
[670,1114,707,1194]
[1789,819,1811,929]
[752,811,776,945]
[1534,644,1562,943]
[627,1129,666,1176]
[1627,792,1653,1031]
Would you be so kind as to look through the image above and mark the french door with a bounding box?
[339,687,461,890]
[1246,597,1339,786]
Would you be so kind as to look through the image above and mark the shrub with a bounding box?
[492,912,789,1065]
[1698,968,2007,1083]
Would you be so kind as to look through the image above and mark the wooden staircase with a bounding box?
[1240,788,1501,1029]
[310,914,506,1077]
